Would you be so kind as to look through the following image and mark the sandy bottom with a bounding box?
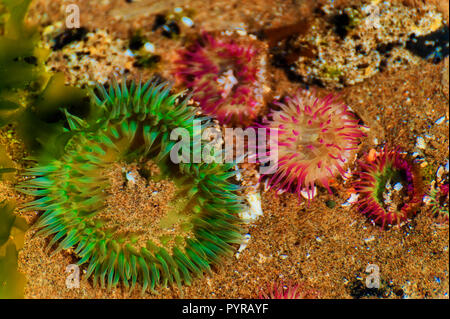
[0,0,448,298]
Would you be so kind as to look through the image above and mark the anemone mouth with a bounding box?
[354,148,423,228]
[95,160,196,251]
[260,91,364,200]
[174,32,266,126]
[17,79,243,293]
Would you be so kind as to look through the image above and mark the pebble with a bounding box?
[124,49,134,57]
[144,42,155,53]
[239,191,263,223]
[436,166,445,181]
[181,17,194,28]
[415,136,426,149]
[435,116,445,124]
[235,233,251,259]
[235,28,247,36]
[342,193,359,207]
[364,235,375,243]
[126,171,137,184]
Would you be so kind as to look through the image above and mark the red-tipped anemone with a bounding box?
[353,147,424,228]
[258,90,364,200]
[259,282,319,299]
[174,31,267,126]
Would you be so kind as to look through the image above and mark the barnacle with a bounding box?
[353,147,423,228]
[174,32,267,126]
[18,79,243,293]
[259,90,364,200]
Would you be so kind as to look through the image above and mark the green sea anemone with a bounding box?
[18,79,243,293]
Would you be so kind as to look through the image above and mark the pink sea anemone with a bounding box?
[174,32,267,126]
[353,148,423,228]
[259,282,319,299]
[259,90,364,200]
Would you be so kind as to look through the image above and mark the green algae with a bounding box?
[0,200,28,299]
[0,144,15,181]
[1,144,27,299]
[0,0,46,123]
[0,0,90,153]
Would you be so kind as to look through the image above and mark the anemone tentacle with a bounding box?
[18,79,243,293]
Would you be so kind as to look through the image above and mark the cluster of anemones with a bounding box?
[352,148,423,228]
[174,31,267,126]
[258,90,364,200]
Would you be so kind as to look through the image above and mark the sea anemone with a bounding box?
[17,79,243,293]
[174,31,267,126]
[353,147,423,228]
[259,90,364,200]
[259,281,318,299]
[428,183,449,223]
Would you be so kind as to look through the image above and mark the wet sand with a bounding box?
[0,0,447,298]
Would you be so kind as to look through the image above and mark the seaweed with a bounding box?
[0,144,15,180]
[0,0,90,153]
[0,200,28,299]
